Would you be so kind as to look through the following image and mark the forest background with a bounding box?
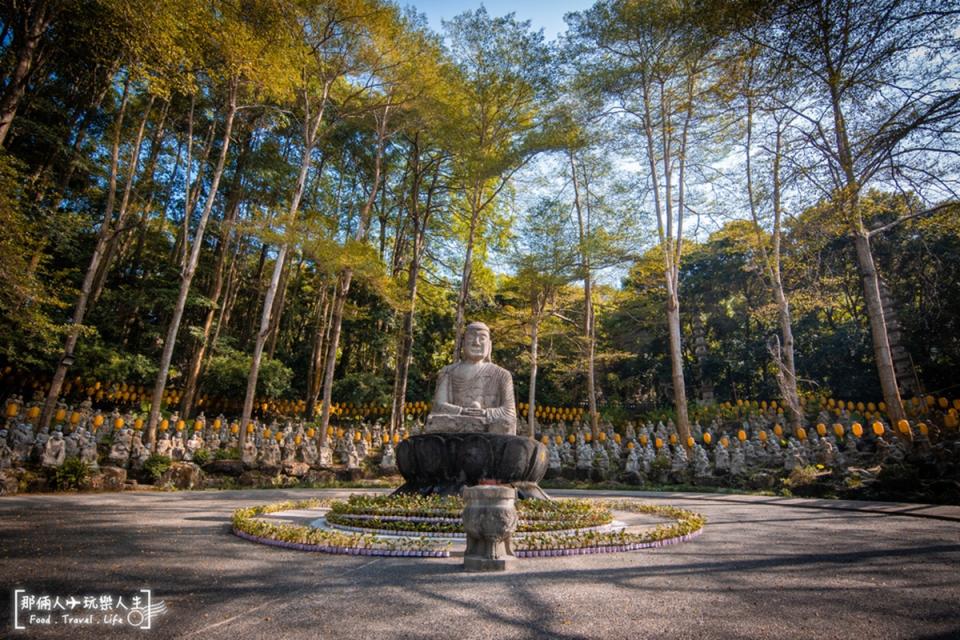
[0,0,957,446]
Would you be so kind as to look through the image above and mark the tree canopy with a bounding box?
[0,0,957,433]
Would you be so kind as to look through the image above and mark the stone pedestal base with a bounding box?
[463,555,511,572]
[395,432,549,499]
[462,485,517,573]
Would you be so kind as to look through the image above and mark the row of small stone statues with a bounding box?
[0,392,915,479]
[550,428,851,480]
[540,414,915,481]
[0,407,417,474]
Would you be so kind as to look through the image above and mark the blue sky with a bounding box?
[404,0,596,41]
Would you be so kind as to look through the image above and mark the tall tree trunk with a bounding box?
[171,111,215,267]
[527,310,540,439]
[745,96,802,428]
[569,152,599,438]
[664,283,690,441]
[0,0,54,146]
[179,130,252,417]
[319,271,351,444]
[211,232,243,349]
[768,129,801,429]
[390,310,414,435]
[239,243,288,439]
[319,106,390,445]
[452,184,482,361]
[266,256,292,360]
[389,136,435,436]
[854,229,908,429]
[389,160,412,276]
[89,94,156,305]
[39,77,130,431]
[390,236,422,437]
[639,74,691,447]
[305,285,331,421]
[240,80,333,445]
[670,76,693,447]
[827,75,908,430]
[146,82,237,447]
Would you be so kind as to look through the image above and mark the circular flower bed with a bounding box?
[513,501,706,557]
[232,495,705,558]
[232,499,452,557]
[325,494,614,538]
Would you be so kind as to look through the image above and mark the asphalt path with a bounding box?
[2,488,959,640]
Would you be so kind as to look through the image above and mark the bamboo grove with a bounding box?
[0,0,957,446]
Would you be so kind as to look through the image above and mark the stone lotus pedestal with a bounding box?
[395,432,549,499]
[462,485,517,572]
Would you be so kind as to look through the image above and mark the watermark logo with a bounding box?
[13,588,167,631]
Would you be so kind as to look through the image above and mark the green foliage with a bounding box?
[1,0,957,432]
[215,447,241,461]
[330,493,463,517]
[202,347,293,399]
[651,454,672,474]
[516,501,706,552]
[331,372,392,407]
[782,465,824,490]
[51,457,91,490]
[143,454,172,480]
[191,449,211,466]
[232,499,452,554]
[599,402,632,425]
[0,154,64,369]
[326,495,613,534]
[75,340,160,386]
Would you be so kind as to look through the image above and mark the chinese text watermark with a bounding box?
[13,588,167,630]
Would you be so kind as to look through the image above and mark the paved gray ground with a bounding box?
[2,488,959,640]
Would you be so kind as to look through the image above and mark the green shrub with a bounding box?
[876,463,920,489]
[651,454,671,474]
[18,470,39,492]
[143,454,172,480]
[215,447,240,460]
[782,464,821,489]
[845,473,864,489]
[52,457,90,490]
[192,449,211,466]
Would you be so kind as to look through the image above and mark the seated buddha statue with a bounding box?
[425,322,517,435]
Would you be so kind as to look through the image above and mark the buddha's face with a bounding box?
[462,327,490,363]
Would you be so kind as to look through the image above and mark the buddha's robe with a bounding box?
[426,362,517,435]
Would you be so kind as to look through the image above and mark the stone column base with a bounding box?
[462,485,517,573]
[463,555,511,572]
